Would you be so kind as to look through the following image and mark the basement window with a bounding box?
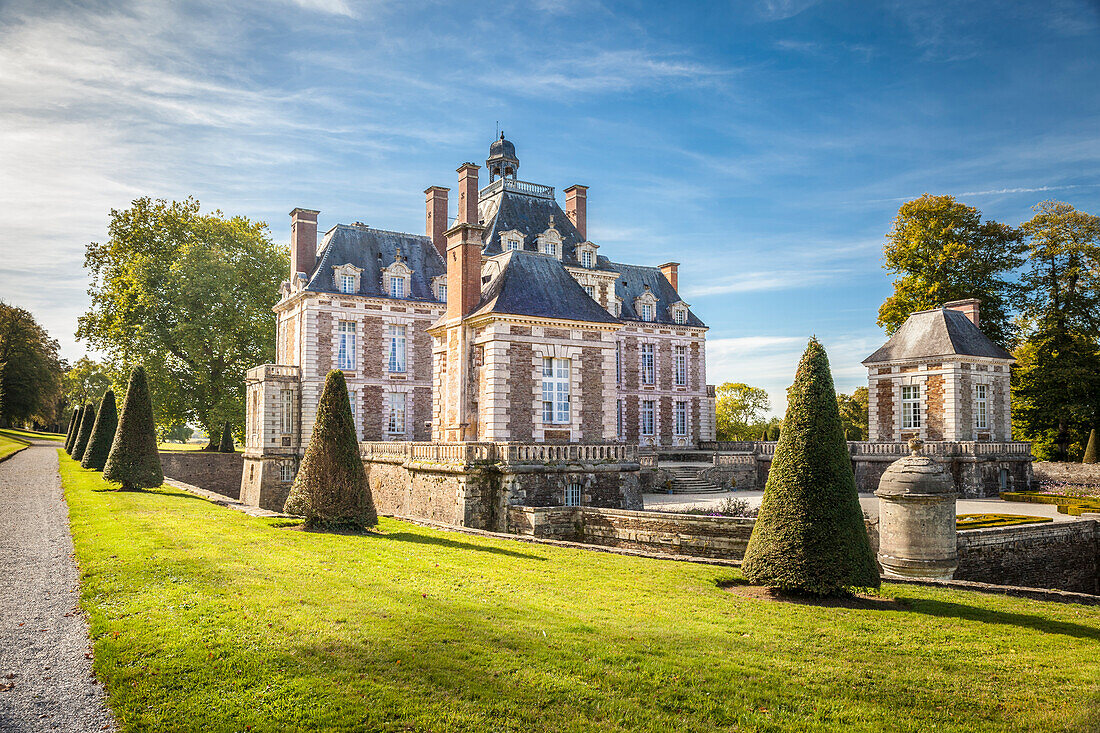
[565,482,582,507]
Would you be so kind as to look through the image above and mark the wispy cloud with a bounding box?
[685,268,849,298]
[755,0,821,21]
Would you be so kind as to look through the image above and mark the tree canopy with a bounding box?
[877,194,1024,346]
[77,197,287,447]
[715,382,771,440]
[0,302,63,428]
[63,357,115,412]
[837,387,869,441]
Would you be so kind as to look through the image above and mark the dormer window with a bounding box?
[577,241,599,269]
[390,277,405,299]
[501,229,524,252]
[508,240,520,251]
[582,250,593,268]
[641,303,653,322]
[381,251,414,302]
[669,300,690,325]
[438,283,447,302]
[536,220,563,260]
[332,263,363,295]
[634,286,659,323]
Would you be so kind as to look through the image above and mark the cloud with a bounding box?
[685,268,849,298]
[755,0,821,21]
[282,0,357,16]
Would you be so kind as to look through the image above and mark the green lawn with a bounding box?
[0,427,63,442]
[0,433,29,461]
[60,452,1100,732]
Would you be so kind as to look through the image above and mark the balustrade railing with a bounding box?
[479,177,555,201]
[700,439,1032,458]
[360,441,637,466]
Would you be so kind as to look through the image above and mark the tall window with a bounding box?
[641,400,655,435]
[389,276,405,299]
[542,357,571,424]
[387,392,406,434]
[616,398,624,439]
[615,342,622,386]
[280,389,293,434]
[975,384,988,430]
[674,345,687,386]
[581,250,593,268]
[387,324,407,373]
[337,321,356,370]
[437,283,447,302]
[279,462,295,483]
[640,303,653,322]
[565,482,582,507]
[340,274,356,294]
[348,389,358,440]
[673,308,685,324]
[583,284,595,299]
[901,385,921,429]
[674,400,688,436]
[641,343,655,385]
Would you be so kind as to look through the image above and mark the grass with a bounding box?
[59,452,1100,732]
[0,433,30,461]
[0,427,64,442]
[956,514,1053,530]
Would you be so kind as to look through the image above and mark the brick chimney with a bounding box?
[565,184,587,240]
[425,186,449,258]
[289,208,319,279]
[457,163,479,225]
[944,298,980,328]
[659,262,680,291]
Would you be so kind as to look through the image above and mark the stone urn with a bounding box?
[875,438,958,580]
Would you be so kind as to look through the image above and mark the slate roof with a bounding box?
[468,250,621,324]
[862,308,1013,364]
[305,224,445,301]
[601,258,706,328]
[479,187,586,263]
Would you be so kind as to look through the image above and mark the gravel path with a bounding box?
[0,442,114,732]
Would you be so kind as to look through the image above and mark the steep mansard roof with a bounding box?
[602,259,705,328]
[478,184,586,263]
[305,224,445,301]
[469,250,621,324]
[862,308,1013,364]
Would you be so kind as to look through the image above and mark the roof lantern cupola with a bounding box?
[487,132,520,182]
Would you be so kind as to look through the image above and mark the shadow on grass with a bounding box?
[378,531,548,561]
[901,597,1100,641]
[90,485,207,501]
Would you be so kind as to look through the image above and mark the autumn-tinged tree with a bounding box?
[77,197,287,448]
[878,194,1024,346]
[0,302,63,428]
[837,387,869,440]
[1012,201,1100,460]
[715,382,770,440]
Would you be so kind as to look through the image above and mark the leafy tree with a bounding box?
[71,403,97,462]
[715,382,770,440]
[877,194,1025,346]
[104,367,164,491]
[1012,202,1100,460]
[1084,429,1097,464]
[63,357,115,410]
[162,423,194,443]
[0,302,63,427]
[82,389,118,471]
[284,370,377,529]
[741,339,879,596]
[837,387,869,441]
[77,197,287,449]
[218,421,235,453]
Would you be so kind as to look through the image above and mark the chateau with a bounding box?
[242,135,715,512]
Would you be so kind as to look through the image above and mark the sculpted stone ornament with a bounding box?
[875,437,959,580]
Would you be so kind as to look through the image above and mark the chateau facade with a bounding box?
[242,136,715,508]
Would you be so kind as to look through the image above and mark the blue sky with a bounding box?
[2,0,1098,414]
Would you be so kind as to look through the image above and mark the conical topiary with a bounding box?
[82,390,118,471]
[284,370,376,529]
[64,409,79,454]
[71,403,97,462]
[741,338,879,596]
[218,421,235,453]
[67,406,84,454]
[1084,428,1098,464]
[103,367,164,491]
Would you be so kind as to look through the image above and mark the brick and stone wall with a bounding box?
[161,451,244,499]
[955,521,1099,594]
[1032,462,1100,487]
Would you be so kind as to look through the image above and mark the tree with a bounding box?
[218,421,234,453]
[104,367,164,491]
[71,403,97,462]
[1012,202,1100,460]
[837,387,869,441]
[1084,429,1098,464]
[63,357,114,411]
[284,370,377,529]
[877,194,1025,346]
[715,382,770,440]
[0,302,63,428]
[741,339,879,596]
[162,423,194,444]
[64,409,79,454]
[77,197,287,448]
[82,390,118,471]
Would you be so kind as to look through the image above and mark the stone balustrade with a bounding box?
[699,440,1032,458]
[360,441,638,467]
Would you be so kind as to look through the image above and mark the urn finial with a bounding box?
[908,437,924,455]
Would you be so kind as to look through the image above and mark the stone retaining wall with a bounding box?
[160,451,243,499]
[955,520,1099,594]
[1032,462,1100,487]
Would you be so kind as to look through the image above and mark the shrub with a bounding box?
[103,367,164,491]
[284,370,376,529]
[956,513,1052,529]
[71,403,97,461]
[1084,429,1097,464]
[64,408,80,454]
[741,338,879,596]
[218,421,235,453]
[81,389,118,471]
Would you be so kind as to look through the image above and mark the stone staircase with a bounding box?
[665,465,726,494]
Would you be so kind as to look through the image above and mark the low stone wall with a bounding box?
[955,520,1099,594]
[1032,462,1100,487]
[160,451,243,499]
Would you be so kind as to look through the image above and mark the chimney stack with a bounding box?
[457,163,480,225]
[565,184,587,240]
[289,208,319,280]
[944,298,980,328]
[425,186,449,258]
[660,262,680,292]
